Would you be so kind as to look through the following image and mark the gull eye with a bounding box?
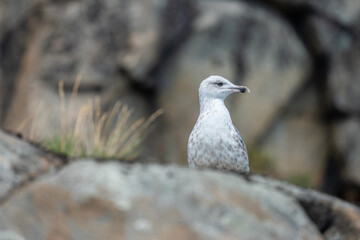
[216,82,223,87]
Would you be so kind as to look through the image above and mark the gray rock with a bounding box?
[333,118,360,185]
[0,0,43,36]
[0,159,323,240]
[0,130,62,200]
[304,16,353,55]
[1,129,360,240]
[261,85,328,187]
[252,175,360,240]
[117,0,195,82]
[328,42,360,113]
[0,230,26,240]
[274,0,360,116]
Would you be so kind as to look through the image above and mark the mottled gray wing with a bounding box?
[234,126,248,155]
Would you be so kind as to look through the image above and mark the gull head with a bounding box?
[199,75,250,100]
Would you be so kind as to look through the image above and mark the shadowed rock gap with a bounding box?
[339,181,360,205]
[297,197,334,234]
[116,0,196,152]
[0,17,37,124]
[251,174,360,238]
[0,3,45,124]
[151,0,196,88]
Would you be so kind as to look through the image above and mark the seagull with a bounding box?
[187,75,250,173]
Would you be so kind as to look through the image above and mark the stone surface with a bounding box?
[297,1,360,115]
[261,85,328,187]
[328,42,360,113]
[159,0,310,164]
[0,159,323,240]
[0,130,63,201]
[252,175,360,240]
[333,118,360,185]
[303,9,360,115]
[0,129,360,240]
[0,0,42,35]
[304,16,353,55]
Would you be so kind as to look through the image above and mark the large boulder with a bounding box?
[1,159,360,240]
[0,126,359,240]
[0,160,322,240]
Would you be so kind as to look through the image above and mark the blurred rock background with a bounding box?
[0,0,360,203]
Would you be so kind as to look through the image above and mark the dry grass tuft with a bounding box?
[21,76,163,160]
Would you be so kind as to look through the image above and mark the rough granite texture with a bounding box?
[0,160,322,240]
[0,130,62,200]
[0,131,360,240]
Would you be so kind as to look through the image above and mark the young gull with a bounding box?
[187,75,250,173]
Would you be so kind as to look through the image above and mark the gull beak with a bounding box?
[228,85,251,93]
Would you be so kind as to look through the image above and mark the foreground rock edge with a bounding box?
[0,159,322,240]
[0,129,67,202]
[1,130,360,239]
[251,175,360,239]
